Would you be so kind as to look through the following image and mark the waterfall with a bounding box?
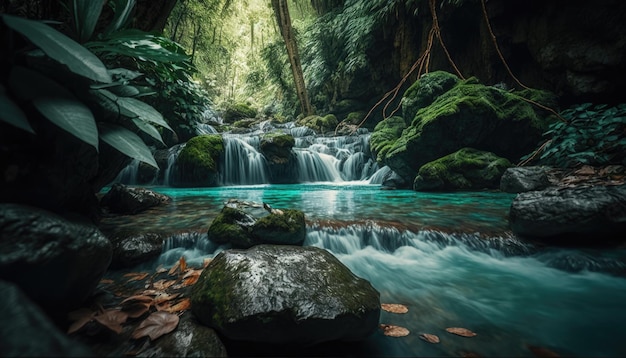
[294,149,343,182]
[368,165,392,184]
[163,144,185,186]
[221,136,270,185]
[196,123,218,135]
[113,158,140,185]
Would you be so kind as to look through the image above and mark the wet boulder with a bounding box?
[191,245,380,345]
[509,184,626,245]
[109,232,164,269]
[413,148,512,191]
[171,135,224,187]
[207,200,306,249]
[100,183,170,214]
[500,166,553,193]
[260,132,297,184]
[0,204,112,312]
[378,72,557,183]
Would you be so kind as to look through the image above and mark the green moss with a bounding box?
[177,135,224,172]
[296,114,338,133]
[207,207,254,247]
[344,111,366,125]
[223,102,258,122]
[261,132,295,148]
[413,147,512,191]
[232,118,258,128]
[370,116,406,164]
[252,209,306,245]
[402,71,460,121]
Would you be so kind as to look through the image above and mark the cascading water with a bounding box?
[221,136,270,185]
[112,158,140,184]
[163,144,185,186]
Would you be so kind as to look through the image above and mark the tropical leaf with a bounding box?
[2,15,111,83]
[0,88,34,134]
[104,0,137,36]
[419,333,440,343]
[118,97,173,131]
[381,303,408,314]
[131,311,179,341]
[379,324,410,337]
[71,0,106,42]
[132,118,165,145]
[445,327,477,337]
[98,123,158,168]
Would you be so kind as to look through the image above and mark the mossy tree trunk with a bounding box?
[271,0,313,117]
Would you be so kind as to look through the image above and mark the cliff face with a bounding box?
[372,0,626,106]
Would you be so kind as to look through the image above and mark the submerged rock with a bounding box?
[509,184,626,245]
[413,148,512,191]
[100,183,170,214]
[0,280,93,357]
[0,204,112,312]
[500,166,553,193]
[208,200,306,249]
[191,245,380,345]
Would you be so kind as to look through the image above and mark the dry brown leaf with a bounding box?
[124,272,149,281]
[168,260,180,276]
[381,303,409,314]
[179,256,187,273]
[166,298,191,313]
[93,309,128,334]
[446,327,477,337]
[99,279,114,285]
[67,308,96,334]
[379,324,410,337]
[202,258,213,268]
[152,279,177,291]
[155,301,171,312]
[528,345,561,358]
[131,311,180,341]
[121,295,155,305]
[575,165,596,176]
[154,292,180,305]
[141,289,161,296]
[182,269,202,287]
[155,265,167,274]
[122,302,151,319]
[419,333,440,343]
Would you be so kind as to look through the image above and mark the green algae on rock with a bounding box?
[172,135,224,187]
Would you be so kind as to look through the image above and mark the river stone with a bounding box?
[109,232,164,269]
[100,183,170,214]
[191,245,381,345]
[0,280,94,357]
[0,204,112,311]
[500,166,553,193]
[509,184,626,245]
[208,200,306,249]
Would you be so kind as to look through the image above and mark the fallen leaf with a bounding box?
[379,324,410,337]
[99,279,114,285]
[446,327,477,337]
[153,279,177,291]
[141,289,161,296]
[122,302,151,319]
[131,311,180,340]
[179,256,187,273]
[121,295,155,305]
[419,333,440,343]
[155,301,171,312]
[168,261,180,276]
[154,292,180,304]
[528,345,561,358]
[124,272,149,281]
[182,269,202,286]
[67,308,96,334]
[381,303,409,314]
[93,309,128,334]
[202,258,213,268]
[166,298,191,313]
[155,265,167,274]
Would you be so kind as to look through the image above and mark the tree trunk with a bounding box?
[133,0,178,33]
[271,0,313,117]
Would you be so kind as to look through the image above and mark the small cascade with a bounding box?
[158,231,226,268]
[368,166,392,184]
[163,144,185,186]
[294,149,343,182]
[221,136,270,185]
[341,152,379,181]
[113,159,140,185]
[196,123,218,135]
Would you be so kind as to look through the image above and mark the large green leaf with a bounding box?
[104,0,136,36]
[0,85,35,134]
[98,123,158,168]
[8,66,75,100]
[34,97,99,151]
[131,118,165,146]
[117,97,173,131]
[72,0,106,42]
[2,15,111,83]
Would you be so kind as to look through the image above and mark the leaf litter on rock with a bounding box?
[131,311,179,340]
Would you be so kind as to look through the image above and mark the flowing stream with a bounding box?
[101,183,626,357]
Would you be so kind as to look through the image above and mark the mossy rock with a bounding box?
[369,116,406,164]
[207,207,256,248]
[172,135,224,187]
[252,209,306,245]
[190,245,380,345]
[413,147,512,191]
[296,114,338,134]
[260,132,298,184]
[223,103,258,123]
[402,71,460,121]
[384,74,557,182]
[232,118,258,129]
[344,111,367,125]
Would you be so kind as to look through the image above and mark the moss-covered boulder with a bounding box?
[223,103,258,123]
[380,72,557,183]
[296,114,338,134]
[369,116,406,164]
[207,200,306,249]
[190,245,380,345]
[171,135,224,187]
[402,71,460,121]
[260,132,297,184]
[413,148,512,191]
